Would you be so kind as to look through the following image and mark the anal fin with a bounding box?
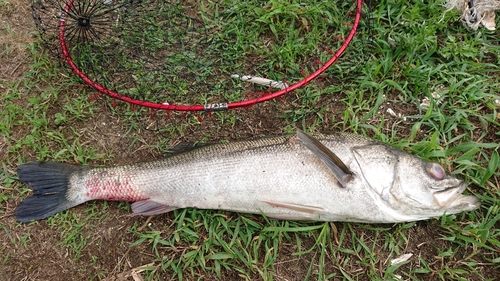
[131,200,178,216]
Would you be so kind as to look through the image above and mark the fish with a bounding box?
[14,130,480,223]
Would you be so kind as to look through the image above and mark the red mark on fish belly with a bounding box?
[85,171,147,202]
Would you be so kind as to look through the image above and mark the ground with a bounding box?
[1,0,499,280]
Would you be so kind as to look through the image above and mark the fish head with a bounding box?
[353,144,480,220]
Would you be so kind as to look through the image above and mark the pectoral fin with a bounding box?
[297,129,353,187]
[131,200,178,216]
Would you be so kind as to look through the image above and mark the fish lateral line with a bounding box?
[14,131,481,223]
[296,129,353,188]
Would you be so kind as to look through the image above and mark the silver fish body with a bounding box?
[15,131,480,223]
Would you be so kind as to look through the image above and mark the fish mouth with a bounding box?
[433,182,480,211]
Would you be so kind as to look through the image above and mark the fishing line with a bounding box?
[33,0,365,112]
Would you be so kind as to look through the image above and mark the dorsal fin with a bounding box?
[165,142,212,157]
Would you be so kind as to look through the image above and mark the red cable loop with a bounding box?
[60,0,363,112]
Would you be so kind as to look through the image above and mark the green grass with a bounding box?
[1,0,500,280]
[60,0,359,105]
[1,45,94,158]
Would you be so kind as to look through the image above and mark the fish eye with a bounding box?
[425,162,445,180]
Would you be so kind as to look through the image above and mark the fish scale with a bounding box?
[15,130,480,223]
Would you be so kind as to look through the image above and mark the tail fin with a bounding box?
[15,162,87,222]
